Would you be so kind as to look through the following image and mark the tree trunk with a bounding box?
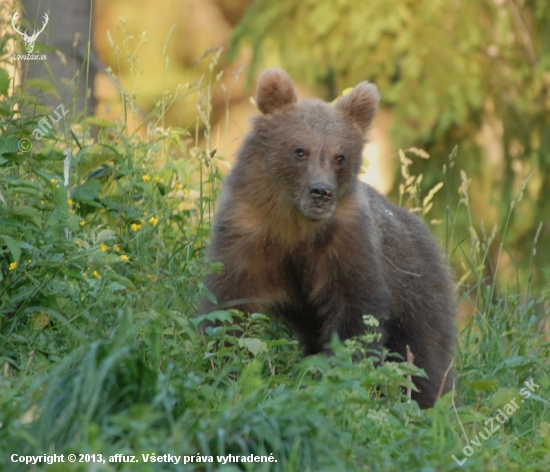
[21,0,99,115]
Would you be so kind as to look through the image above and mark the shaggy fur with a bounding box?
[201,68,456,408]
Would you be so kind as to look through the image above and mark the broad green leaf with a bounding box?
[4,205,42,228]
[491,388,520,409]
[96,229,117,243]
[72,178,102,202]
[464,379,499,392]
[238,337,267,356]
[0,235,22,262]
[77,151,118,176]
[0,136,21,155]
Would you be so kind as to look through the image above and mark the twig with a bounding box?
[506,0,537,68]
[437,357,455,400]
[24,350,35,375]
[267,356,276,376]
[452,376,469,444]
[406,344,414,400]
[382,254,421,278]
[476,392,482,412]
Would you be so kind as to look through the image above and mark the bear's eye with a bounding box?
[294,148,307,160]
[335,153,346,163]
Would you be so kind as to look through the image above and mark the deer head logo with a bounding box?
[11,11,49,54]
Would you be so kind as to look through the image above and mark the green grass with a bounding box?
[1,40,549,471]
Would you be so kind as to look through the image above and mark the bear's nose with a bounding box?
[310,183,334,203]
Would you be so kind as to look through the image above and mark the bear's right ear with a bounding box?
[335,82,380,133]
[256,68,297,115]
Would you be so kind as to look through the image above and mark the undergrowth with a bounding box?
[0,18,549,472]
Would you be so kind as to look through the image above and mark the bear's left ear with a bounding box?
[256,68,297,115]
[335,82,380,133]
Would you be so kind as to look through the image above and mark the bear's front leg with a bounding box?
[200,233,291,319]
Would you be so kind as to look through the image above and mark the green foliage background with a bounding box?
[233,0,550,288]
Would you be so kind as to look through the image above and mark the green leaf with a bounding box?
[0,235,22,262]
[4,205,42,228]
[464,378,499,392]
[77,148,119,176]
[456,406,486,424]
[0,136,21,155]
[83,116,116,128]
[109,272,136,291]
[190,310,233,327]
[0,69,10,96]
[238,337,267,356]
[96,229,116,243]
[537,421,550,438]
[72,178,102,202]
[107,282,128,293]
[25,78,61,100]
[499,356,532,368]
[491,387,519,409]
[33,151,68,161]
[33,169,57,183]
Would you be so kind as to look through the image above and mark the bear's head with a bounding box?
[254,68,380,221]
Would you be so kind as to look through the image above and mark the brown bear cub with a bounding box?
[201,68,456,408]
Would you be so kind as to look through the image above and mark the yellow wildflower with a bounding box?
[131,223,142,231]
[68,199,74,205]
[113,245,121,252]
[175,183,183,190]
[9,261,17,271]
[183,188,189,195]
[120,254,129,262]
[155,176,160,182]
[69,209,76,215]
[50,178,57,184]
[26,259,32,265]
[142,174,151,182]
[76,240,82,248]
[93,270,101,279]
[101,244,108,252]
[149,216,158,227]
[79,221,85,226]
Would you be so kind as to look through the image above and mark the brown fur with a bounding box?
[201,68,456,408]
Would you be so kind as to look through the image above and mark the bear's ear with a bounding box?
[256,68,297,115]
[335,82,380,133]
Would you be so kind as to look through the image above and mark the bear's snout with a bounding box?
[299,181,336,221]
[309,182,334,203]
